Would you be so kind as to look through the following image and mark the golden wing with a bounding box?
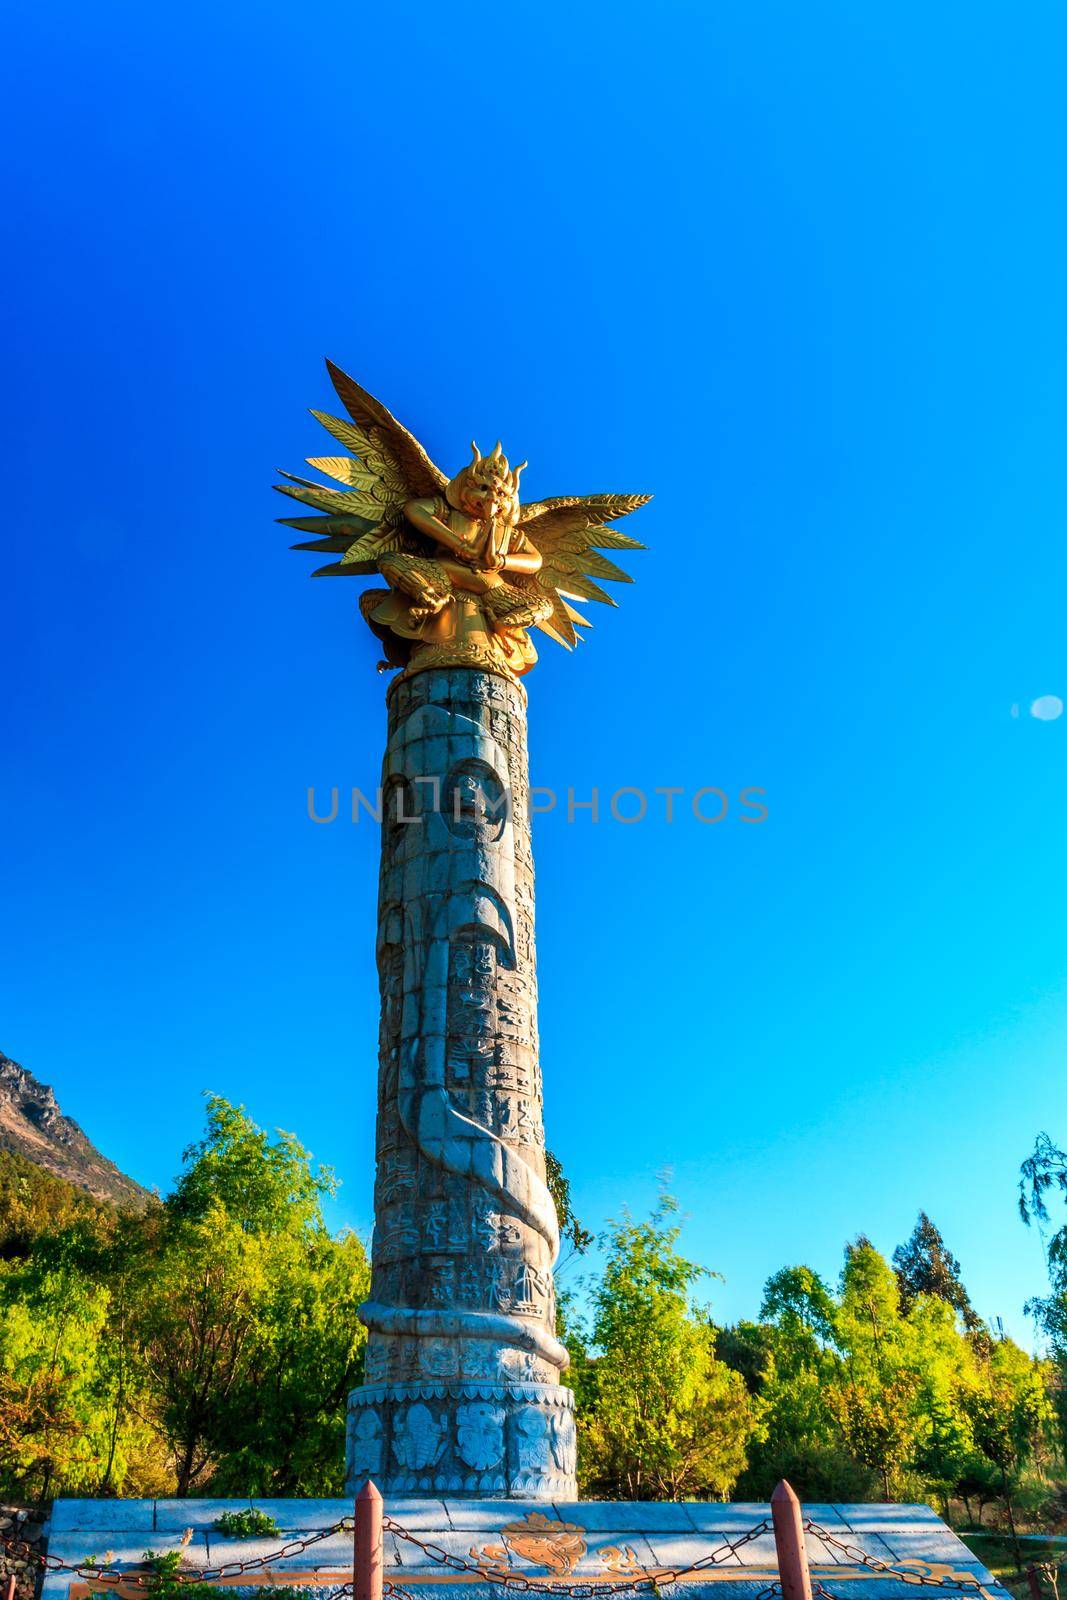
[519,493,650,648]
[275,360,449,577]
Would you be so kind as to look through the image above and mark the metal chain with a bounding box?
[200,1521,354,1582]
[654,1521,775,1589]
[805,1522,986,1594]
[0,1520,352,1588]
[382,1514,773,1596]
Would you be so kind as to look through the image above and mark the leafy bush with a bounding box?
[142,1551,184,1584]
[212,1509,281,1540]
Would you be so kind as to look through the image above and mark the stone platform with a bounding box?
[46,1499,1009,1600]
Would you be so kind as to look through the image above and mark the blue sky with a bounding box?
[4,1,1067,1345]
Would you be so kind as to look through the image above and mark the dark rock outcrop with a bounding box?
[0,1051,150,1206]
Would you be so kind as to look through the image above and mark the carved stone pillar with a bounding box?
[346,667,576,1499]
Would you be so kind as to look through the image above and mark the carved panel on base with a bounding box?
[346,1382,576,1500]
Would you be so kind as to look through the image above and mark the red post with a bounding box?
[1028,1567,1042,1600]
[354,1480,384,1600]
[3,1575,16,1600]
[772,1481,813,1600]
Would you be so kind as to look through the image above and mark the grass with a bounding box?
[953,1531,1065,1600]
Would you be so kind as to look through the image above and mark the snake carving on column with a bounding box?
[358,699,568,1380]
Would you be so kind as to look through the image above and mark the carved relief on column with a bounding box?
[347,668,576,1499]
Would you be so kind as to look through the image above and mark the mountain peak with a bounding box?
[0,1050,151,1206]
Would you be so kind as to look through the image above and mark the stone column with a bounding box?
[346,667,577,1500]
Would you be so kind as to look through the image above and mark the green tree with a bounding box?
[729,1269,861,1501]
[205,1227,370,1494]
[1018,1133,1067,1457]
[963,1334,1055,1564]
[545,1150,593,1266]
[903,1294,983,1516]
[761,1265,838,1346]
[577,1194,761,1499]
[0,1148,117,1261]
[893,1213,978,1329]
[0,1253,111,1497]
[130,1096,370,1495]
[831,1239,925,1500]
[728,1238,1005,1509]
[132,1198,271,1494]
[0,1095,370,1499]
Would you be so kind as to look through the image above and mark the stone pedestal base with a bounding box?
[45,1495,1007,1600]
[345,1379,576,1499]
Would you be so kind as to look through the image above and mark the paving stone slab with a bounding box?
[705,1531,778,1570]
[560,1531,660,1576]
[391,1529,468,1570]
[803,1531,853,1567]
[444,1502,564,1533]
[155,1499,348,1533]
[816,1582,993,1600]
[200,1532,352,1571]
[792,1504,851,1529]
[259,1498,349,1530]
[262,1533,351,1572]
[642,1528,850,1571]
[641,1532,751,1570]
[822,1530,913,1565]
[47,1533,212,1567]
[558,1502,697,1533]
[154,1502,261,1533]
[389,1500,453,1533]
[41,1529,213,1600]
[870,1528,977,1562]
[381,1531,407,1569]
[646,1588,775,1600]
[50,1502,156,1533]
[683,1506,777,1534]
[834,1505,944,1530]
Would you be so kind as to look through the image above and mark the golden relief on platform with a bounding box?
[469,1517,646,1581]
[471,1512,588,1576]
[277,362,649,680]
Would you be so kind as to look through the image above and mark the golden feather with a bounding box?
[558,526,645,552]
[520,492,647,645]
[563,599,593,629]
[325,361,449,498]
[289,535,358,554]
[308,411,407,496]
[534,591,579,649]
[305,455,381,491]
[278,515,379,537]
[540,567,618,607]
[311,531,403,578]
[339,529,403,567]
[575,549,633,584]
[312,560,381,578]
[520,493,651,537]
[276,479,387,521]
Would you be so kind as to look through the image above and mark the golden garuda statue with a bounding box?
[276,362,650,679]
